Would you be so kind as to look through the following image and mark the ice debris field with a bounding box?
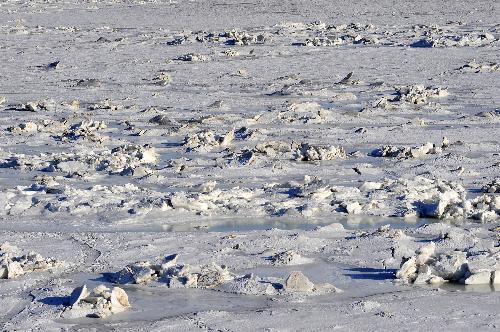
[0,0,499,330]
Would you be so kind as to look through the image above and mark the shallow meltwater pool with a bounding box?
[0,214,442,234]
[206,215,435,232]
[60,286,269,328]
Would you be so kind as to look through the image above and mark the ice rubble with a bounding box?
[222,30,267,45]
[352,177,499,221]
[143,176,497,220]
[166,29,266,47]
[459,61,499,73]
[8,122,39,134]
[76,78,101,88]
[167,186,262,214]
[1,170,496,221]
[0,181,169,217]
[147,21,496,51]
[357,224,406,239]
[18,99,56,112]
[108,255,339,296]
[269,250,314,266]
[295,143,346,161]
[64,284,130,318]
[483,179,500,193]
[48,144,158,176]
[362,85,449,113]
[7,119,84,137]
[228,141,298,166]
[283,271,339,293]
[290,22,380,47]
[229,140,346,166]
[8,119,68,135]
[149,114,178,126]
[0,242,61,279]
[60,120,107,142]
[152,72,172,85]
[176,53,210,62]
[396,242,500,285]
[278,101,331,124]
[164,21,382,49]
[392,85,449,105]
[411,32,496,48]
[104,144,159,175]
[302,34,379,47]
[88,99,123,112]
[183,129,234,152]
[371,142,443,159]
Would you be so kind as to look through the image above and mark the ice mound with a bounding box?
[217,273,277,295]
[149,114,178,126]
[331,92,358,102]
[8,119,68,135]
[358,225,406,239]
[284,271,340,294]
[459,60,499,73]
[183,129,234,152]
[109,254,184,285]
[197,263,234,288]
[152,72,172,85]
[8,122,39,134]
[468,195,500,222]
[269,250,313,266]
[252,141,297,158]
[225,30,267,45]
[371,142,442,159]
[392,85,449,104]
[48,144,158,176]
[0,153,51,170]
[352,176,495,220]
[295,143,346,161]
[63,284,130,318]
[396,242,500,285]
[230,141,298,166]
[176,53,209,62]
[76,78,101,88]
[18,99,56,112]
[338,201,363,214]
[60,120,107,142]
[108,255,232,289]
[0,242,61,279]
[106,144,159,175]
[88,99,122,112]
[475,109,500,118]
[286,176,333,200]
[415,189,498,222]
[278,102,330,124]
